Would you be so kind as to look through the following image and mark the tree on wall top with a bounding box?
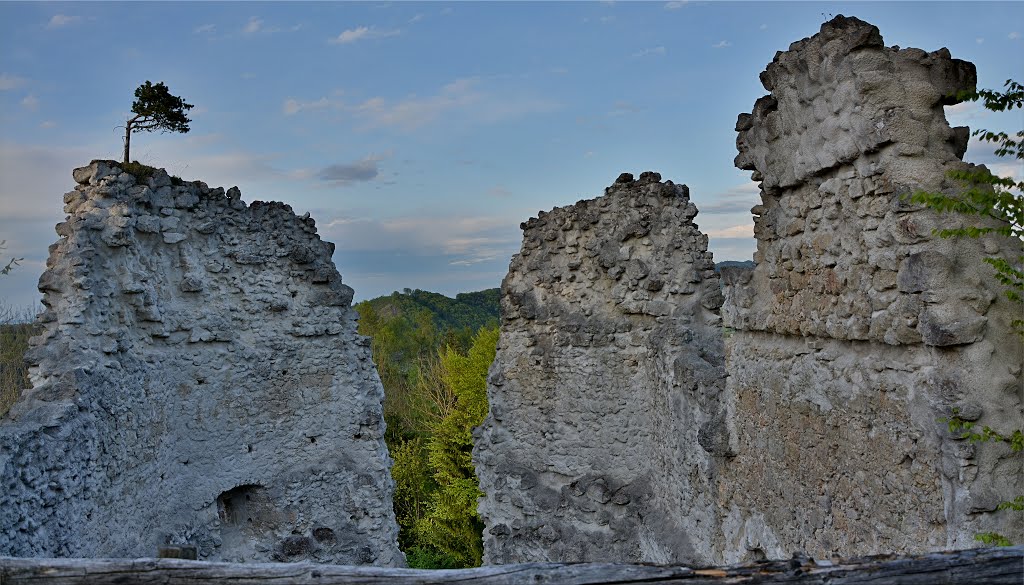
[122,81,194,164]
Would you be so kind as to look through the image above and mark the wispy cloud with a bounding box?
[329,26,400,45]
[287,78,558,132]
[283,96,344,115]
[194,23,216,34]
[976,37,985,44]
[242,16,301,35]
[40,120,57,129]
[20,95,39,111]
[608,101,643,116]
[700,182,761,214]
[322,213,520,268]
[488,186,512,198]
[46,14,83,29]
[317,153,391,186]
[1009,31,1020,40]
[664,1,688,9]
[712,40,732,49]
[706,224,753,239]
[0,74,27,91]
[632,46,666,58]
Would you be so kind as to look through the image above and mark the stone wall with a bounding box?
[476,16,1022,566]
[0,161,403,565]
[718,16,1022,561]
[474,172,728,565]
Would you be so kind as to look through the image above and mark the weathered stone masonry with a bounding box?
[0,161,403,565]
[474,172,729,564]
[718,15,1022,561]
[476,16,1022,566]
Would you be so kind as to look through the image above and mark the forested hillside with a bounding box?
[354,289,500,568]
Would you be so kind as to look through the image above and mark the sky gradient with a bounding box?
[1,1,1022,311]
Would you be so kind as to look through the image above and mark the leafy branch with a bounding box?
[0,240,22,276]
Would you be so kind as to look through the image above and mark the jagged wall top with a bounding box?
[722,16,1019,347]
[2,160,402,565]
[735,15,976,193]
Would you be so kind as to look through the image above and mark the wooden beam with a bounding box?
[1,547,1021,585]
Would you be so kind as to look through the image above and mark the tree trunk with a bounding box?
[123,121,131,164]
[1,547,1021,585]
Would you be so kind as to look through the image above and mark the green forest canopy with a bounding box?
[354,288,500,568]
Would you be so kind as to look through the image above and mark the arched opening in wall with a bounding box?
[217,484,271,527]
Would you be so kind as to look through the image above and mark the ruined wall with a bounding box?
[719,16,1022,561]
[0,161,403,565]
[474,172,729,565]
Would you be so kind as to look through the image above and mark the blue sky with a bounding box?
[1,1,1022,310]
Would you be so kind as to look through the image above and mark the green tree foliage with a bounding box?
[915,79,1023,546]
[354,289,500,567]
[414,326,498,567]
[0,305,38,417]
[123,81,194,164]
[1,240,21,276]
[911,79,1023,332]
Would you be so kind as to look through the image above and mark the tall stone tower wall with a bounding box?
[718,16,1022,561]
[475,16,1022,566]
[0,161,404,565]
[474,172,729,565]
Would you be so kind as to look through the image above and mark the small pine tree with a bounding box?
[123,81,194,164]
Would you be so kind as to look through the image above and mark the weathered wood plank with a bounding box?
[1,547,1021,585]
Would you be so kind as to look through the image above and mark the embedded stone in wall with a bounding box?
[0,160,403,566]
[720,16,1023,562]
[474,172,728,565]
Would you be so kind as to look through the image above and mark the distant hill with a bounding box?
[714,260,754,272]
[356,288,500,335]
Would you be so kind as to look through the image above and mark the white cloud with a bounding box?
[244,17,263,34]
[1010,32,1020,40]
[40,120,57,129]
[664,1,688,9]
[194,23,216,34]
[712,40,732,49]
[0,74,27,91]
[46,14,82,29]
[706,224,754,238]
[945,101,989,127]
[409,14,424,24]
[632,46,666,58]
[20,94,38,111]
[976,37,984,44]
[329,26,400,45]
